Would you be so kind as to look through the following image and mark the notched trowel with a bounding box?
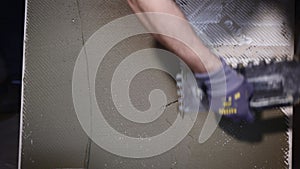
[176,61,204,117]
[176,58,300,114]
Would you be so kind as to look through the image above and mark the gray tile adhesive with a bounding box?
[19,0,293,168]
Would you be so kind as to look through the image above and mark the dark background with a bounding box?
[0,0,24,81]
[0,0,24,113]
[0,0,25,168]
[293,1,300,169]
[0,0,299,168]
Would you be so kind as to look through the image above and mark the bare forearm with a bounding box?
[127,0,221,73]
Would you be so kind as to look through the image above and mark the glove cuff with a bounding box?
[194,57,244,96]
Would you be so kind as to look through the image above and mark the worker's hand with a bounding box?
[195,58,254,123]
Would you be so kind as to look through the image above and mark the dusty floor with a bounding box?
[19,0,294,169]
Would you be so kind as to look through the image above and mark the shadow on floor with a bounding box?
[219,112,290,142]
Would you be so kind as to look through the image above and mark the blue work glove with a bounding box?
[195,58,254,123]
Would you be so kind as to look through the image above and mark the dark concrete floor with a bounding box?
[0,113,19,169]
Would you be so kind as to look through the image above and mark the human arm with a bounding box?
[127,0,221,73]
[127,0,255,123]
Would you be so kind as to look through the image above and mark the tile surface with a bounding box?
[21,0,292,168]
